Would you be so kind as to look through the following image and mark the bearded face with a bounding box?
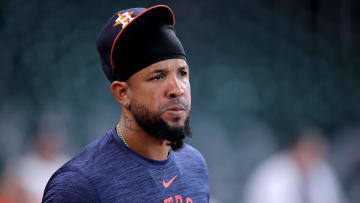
[122,58,192,151]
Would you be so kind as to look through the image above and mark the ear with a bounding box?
[111,81,130,108]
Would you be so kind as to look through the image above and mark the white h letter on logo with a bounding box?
[116,12,134,27]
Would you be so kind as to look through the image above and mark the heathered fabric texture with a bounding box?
[42,128,209,202]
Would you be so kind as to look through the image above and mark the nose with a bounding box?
[166,75,184,98]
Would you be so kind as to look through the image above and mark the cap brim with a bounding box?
[110,5,175,68]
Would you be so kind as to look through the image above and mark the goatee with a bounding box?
[130,102,192,151]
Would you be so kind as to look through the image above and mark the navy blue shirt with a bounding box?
[42,128,209,202]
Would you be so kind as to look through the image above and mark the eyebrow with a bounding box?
[149,65,188,74]
[179,65,188,71]
[150,69,166,74]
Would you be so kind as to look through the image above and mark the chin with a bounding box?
[166,117,187,127]
[167,122,185,129]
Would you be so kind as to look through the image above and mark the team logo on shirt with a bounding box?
[113,12,134,27]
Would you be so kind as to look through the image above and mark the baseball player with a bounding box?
[42,5,209,202]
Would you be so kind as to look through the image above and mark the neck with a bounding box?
[118,112,170,160]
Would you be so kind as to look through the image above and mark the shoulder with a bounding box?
[174,144,208,172]
[254,153,298,178]
[62,129,121,171]
[175,144,206,160]
[244,153,299,197]
[43,129,119,202]
[42,167,100,202]
[173,144,209,196]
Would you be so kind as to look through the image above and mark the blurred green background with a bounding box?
[0,0,359,202]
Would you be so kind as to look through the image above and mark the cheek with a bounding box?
[131,88,157,110]
[144,88,164,111]
[187,96,192,112]
[183,84,192,109]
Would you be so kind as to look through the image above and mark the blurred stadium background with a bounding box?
[0,0,359,202]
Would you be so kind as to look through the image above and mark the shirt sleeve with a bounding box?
[42,169,100,203]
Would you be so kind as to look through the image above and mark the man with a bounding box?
[243,127,344,203]
[42,5,209,203]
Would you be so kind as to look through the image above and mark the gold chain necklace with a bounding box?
[116,123,129,147]
[116,122,171,155]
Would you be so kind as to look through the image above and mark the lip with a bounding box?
[165,109,186,117]
[167,105,185,111]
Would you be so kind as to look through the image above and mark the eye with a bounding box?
[152,75,163,80]
[180,71,187,77]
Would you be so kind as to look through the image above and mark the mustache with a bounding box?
[159,99,189,113]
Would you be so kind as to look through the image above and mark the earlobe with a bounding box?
[110,81,130,107]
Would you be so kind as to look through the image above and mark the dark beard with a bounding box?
[130,102,192,151]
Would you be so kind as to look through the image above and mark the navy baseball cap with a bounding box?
[96,5,187,82]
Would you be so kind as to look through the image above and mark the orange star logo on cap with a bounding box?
[113,11,134,27]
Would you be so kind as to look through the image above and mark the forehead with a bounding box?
[128,58,188,82]
[146,58,188,72]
